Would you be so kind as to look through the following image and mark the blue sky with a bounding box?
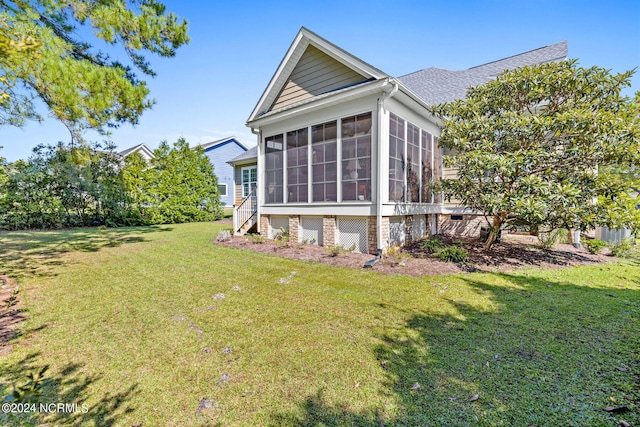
[2,0,639,161]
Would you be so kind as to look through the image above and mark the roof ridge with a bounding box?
[467,41,567,70]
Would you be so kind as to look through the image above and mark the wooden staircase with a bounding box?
[233,187,258,235]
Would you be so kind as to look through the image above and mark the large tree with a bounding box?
[0,0,188,136]
[429,60,640,248]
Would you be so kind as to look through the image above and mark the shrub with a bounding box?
[274,227,289,244]
[324,244,354,257]
[384,245,410,266]
[609,237,635,258]
[418,236,445,253]
[583,238,607,254]
[215,230,232,242]
[437,246,470,263]
[248,233,265,244]
[537,228,567,249]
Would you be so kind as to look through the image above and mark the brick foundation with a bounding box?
[288,215,300,242]
[259,214,270,237]
[439,214,484,237]
[323,216,336,247]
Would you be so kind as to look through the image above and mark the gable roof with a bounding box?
[198,136,249,153]
[248,27,388,123]
[228,145,257,165]
[398,41,568,105]
[118,143,154,159]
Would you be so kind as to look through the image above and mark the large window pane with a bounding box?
[421,130,433,203]
[389,113,405,202]
[407,122,420,202]
[341,113,372,201]
[265,134,283,203]
[433,136,443,203]
[311,121,338,202]
[287,128,308,203]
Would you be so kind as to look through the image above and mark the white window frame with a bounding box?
[218,183,228,197]
[242,166,258,198]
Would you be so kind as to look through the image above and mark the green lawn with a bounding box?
[0,222,638,426]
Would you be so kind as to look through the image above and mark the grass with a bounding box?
[0,222,638,426]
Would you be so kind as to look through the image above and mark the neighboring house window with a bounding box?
[341,113,372,201]
[265,134,284,203]
[311,120,337,202]
[218,183,228,197]
[406,122,420,203]
[389,113,405,202]
[421,130,433,203]
[242,166,257,197]
[287,127,309,203]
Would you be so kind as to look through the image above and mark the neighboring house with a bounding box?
[233,27,568,254]
[118,143,155,163]
[199,137,250,207]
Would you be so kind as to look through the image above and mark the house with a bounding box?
[231,27,568,255]
[198,137,250,207]
[118,143,154,163]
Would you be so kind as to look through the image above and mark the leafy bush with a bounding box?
[583,238,607,254]
[609,238,635,258]
[418,236,445,253]
[537,228,567,249]
[437,246,470,263]
[248,234,265,244]
[274,227,290,244]
[324,244,354,257]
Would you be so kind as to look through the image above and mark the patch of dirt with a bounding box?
[213,234,611,276]
[0,275,25,355]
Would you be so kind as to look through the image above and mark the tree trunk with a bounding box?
[484,215,503,250]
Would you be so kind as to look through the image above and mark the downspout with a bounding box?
[251,127,261,234]
[365,79,399,268]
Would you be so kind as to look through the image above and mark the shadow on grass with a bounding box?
[0,225,172,279]
[270,271,640,426]
[0,352,140,427]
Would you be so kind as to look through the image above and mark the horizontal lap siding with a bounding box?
[271,45,368,111]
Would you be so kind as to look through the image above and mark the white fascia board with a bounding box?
[247,79,389,129]
[262,204,377,217]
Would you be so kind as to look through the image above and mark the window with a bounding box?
[341,113,372,201]
[311,120,337,202]
[265,134,283,204]
[218,183,227,197]
[406,122,420,202]
[421,130,433,203]
[433,137,443,203]
[241,166,257,197]
[287,127,308,203]
[451,215,463,221]
[389,113,405,202]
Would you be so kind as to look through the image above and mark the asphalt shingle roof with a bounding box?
[228,145,257,163]
[398,41,568,105]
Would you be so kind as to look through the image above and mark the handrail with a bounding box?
[234,186,258,233]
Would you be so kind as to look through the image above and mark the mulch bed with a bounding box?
[213,233,612,277]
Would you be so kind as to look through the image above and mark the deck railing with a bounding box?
[233,187,257,234]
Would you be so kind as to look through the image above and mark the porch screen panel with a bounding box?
[421,130,433,203]
[389,113,405,202]
[407,122,420,202]
[287,128,309,203]
[311,121,338,202]
[341,113,372,201]
[433,137,443,203]
[265,134,284,204]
